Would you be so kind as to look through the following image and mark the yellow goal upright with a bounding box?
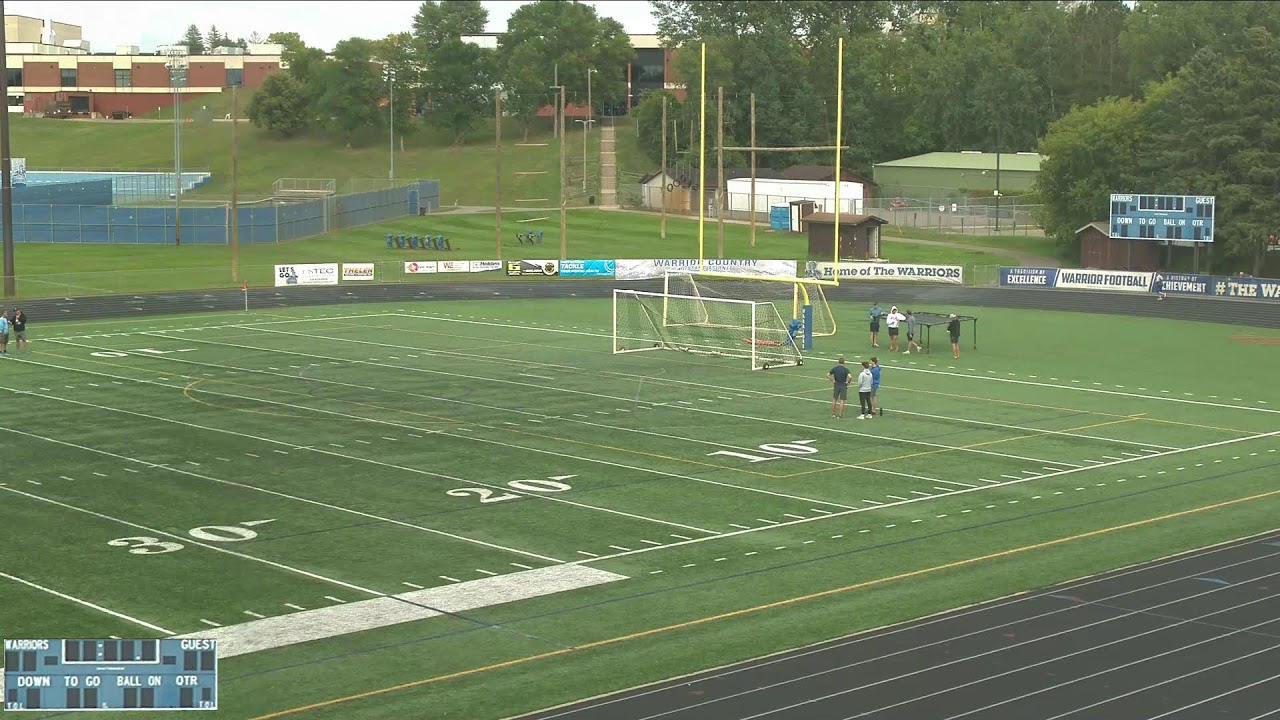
[663,271,836,351]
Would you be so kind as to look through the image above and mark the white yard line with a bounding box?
[0,486,385,597]
[0,402,568,564]
[38,343,856,513]
[115,333,1085,477]
[42,311,397,342]
[0,571,175,635]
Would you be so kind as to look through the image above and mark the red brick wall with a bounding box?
[131,62,171,89]
[187,61,227,88]
[242,62,280,89]
[77,62,114,88]
[22,61,60,87]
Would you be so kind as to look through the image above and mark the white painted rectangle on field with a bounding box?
[341,263,376,281]
[179,565,626,658]
[275,264,339,287]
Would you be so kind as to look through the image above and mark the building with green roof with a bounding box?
[872,151,1044,201]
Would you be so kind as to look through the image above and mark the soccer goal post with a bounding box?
[662,272,836,350]
[613,289,804,370]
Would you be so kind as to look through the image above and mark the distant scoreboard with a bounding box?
[3,639,217,711]
[1109,194,1215,242]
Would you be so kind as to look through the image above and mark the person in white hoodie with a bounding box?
[856,361,875,419]
[884,306,907,352]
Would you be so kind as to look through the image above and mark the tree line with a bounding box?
[243,0,632,147]
[637,0,1280,272]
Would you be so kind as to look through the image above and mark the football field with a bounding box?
[2,298,1279,719]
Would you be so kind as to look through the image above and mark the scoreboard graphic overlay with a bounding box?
[1109,194,1215,242]
[4,639,217,711]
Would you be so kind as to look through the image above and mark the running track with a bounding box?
[519,532,1280,720]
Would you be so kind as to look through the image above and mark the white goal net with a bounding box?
[663,272,837,338]
[612,289,804,370]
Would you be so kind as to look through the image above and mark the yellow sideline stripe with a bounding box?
[250,486,1280,719]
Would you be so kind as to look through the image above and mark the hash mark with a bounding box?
[324,596,346,604]
[199,619,222,627]
[608,545,632,552]
[670,534,692,540]
[440,576,461,583]
[244,610,266,619]
[284,603,307,611]
[476,569,499,576]
[577,550,600,558]
[402,582,425,589]
[510,563,533,570]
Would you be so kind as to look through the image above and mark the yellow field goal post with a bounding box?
[662,271,836,350]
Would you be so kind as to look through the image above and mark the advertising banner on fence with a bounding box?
[1153,272,1214,297]
[12,158,25,185]
[507,260,561,277]
[342,263,376,281]
[470,260,503,273]
[559,260,616,278]
[614,259,796,280]
[999,267,1058,288]
[1216,276,1280,301]
[404,261,438,275]
[1054,269,1152,293]
[806,261,964,284]
[275,263,339,287]
[439,260,471,273]
[999,267,1152,293]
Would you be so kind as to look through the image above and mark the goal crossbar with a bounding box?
[663,272,837,349]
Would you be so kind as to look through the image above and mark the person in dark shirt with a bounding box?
[948,313,962,359]
[828,357,852,419]
[12,309,27,352]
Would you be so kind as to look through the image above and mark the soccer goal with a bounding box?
[663,272,836,348]
[613,289,804,370]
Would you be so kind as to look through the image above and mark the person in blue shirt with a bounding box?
[870,356,882,415]
[788,317,802,347]
[827,357,852,418]
[0,310,9,356]
[868,302,885,348]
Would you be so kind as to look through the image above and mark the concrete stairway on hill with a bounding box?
[599,121,618,207]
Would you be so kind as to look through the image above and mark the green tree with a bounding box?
[245,72,309,136]
[1143,30,1280,273]
[374,32,422,150]
[1120,1,1280,87]
[413,0,488,52]
[497,1,631,134]
[313,38,384,147]
[1033,95,1150,259]
[423,40,495,145]
[206,26,223,49]
[180,24,205,55]
[632,90,680,165]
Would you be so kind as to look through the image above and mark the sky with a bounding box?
[6,1,660,52]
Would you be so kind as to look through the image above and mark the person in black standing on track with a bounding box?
[12,309,28,352]
[948,313,962,359]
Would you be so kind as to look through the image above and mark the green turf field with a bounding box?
[1,296,1278,718]
[8,210,1019,299]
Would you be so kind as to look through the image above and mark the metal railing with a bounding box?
[272,178,338,196]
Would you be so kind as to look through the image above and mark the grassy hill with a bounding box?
[12,114,596,206]
[5,209,1018,299]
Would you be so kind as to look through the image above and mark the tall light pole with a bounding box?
[587,68,596,133]
[165,49,188,246]
[575,118,595,191]
[386,68,395,183]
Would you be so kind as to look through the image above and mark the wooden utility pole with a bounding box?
[230,84,239,282]
[716,86,725,259]
[559,86,567,261]
[660,95,667,239]
[494,87,502,260]
[749,93,757,247]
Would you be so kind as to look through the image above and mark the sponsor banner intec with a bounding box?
[507,260,560,277]
[559,260,616,278]
[1054,269,1152,293]
[341,263,376,281]
[404,261,438,275]
[439,260,471,273]
[808,262,964,284]
[614,259,796,280]
[275,263,338,287]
